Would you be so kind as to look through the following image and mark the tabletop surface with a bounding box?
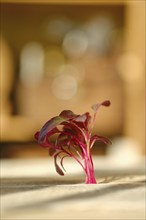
[1,156,146,220]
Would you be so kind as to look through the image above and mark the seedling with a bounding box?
[34,100,111,184]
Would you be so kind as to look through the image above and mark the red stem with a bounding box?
[84,150,96,184]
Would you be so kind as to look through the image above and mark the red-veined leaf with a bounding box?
[90,135,112,148]
[62,121,86,143]
[38,117,64,143]
[38,110,78,144]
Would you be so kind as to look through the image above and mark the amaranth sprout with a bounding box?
[34,100,111,184]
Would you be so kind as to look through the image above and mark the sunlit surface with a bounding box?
[1,154,145,219]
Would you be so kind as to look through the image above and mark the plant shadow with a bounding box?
[6,178,145,212]
[0,176,83,195]
[1,170,145,195]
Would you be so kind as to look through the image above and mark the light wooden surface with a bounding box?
[1,157,145,220]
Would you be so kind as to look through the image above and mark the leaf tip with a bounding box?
[101,100,111,107]
[34,131,39,140]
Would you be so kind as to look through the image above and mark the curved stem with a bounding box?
[89,111,97,138]
[62,146,86,172]
[61,131,87,155]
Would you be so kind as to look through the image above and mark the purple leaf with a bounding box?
[74,112,91,130]
[59,110,78,119]
[35,128,60,148]
[38,117,64,143]
[38,110,78,145]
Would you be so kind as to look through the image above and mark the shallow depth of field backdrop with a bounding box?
[1,0,145,159]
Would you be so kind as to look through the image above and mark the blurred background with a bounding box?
[0,0,145,160]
